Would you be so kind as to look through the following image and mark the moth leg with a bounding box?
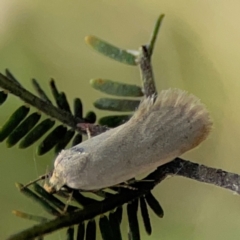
[114,183,138,190]
[76,123,92,139]
[76,122,109,137]
[21,172,52,190]
[86,127,91,139]
[63,191,73,213]
[113,178,155,191]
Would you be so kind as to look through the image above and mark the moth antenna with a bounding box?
[21,172,51,190]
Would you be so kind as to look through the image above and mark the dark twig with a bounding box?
[137,14,164,97]
[7,157,240,240]
[7,189,149,240]
[138,46,157,97]
[146,158,240,194]
[0,73,83,128]
[0,73,107,136]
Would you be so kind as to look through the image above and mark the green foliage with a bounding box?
[85,35,138,65]
[90,78,143,97]
[0,105,30,142]
[0,70,97,155]
[94,98,140,112]
[66,227,74,240]
[99,215,115,240]
[19,118,55,149]
[76,222,85,240]
[86,219,96,240]
[127,199,140,240]
[16,183,61,217]
[0,90,8,105]
[99,115,130,128]
[6,112,41,147]
[109,211,122,240]
[37,125,67,155]
[145,192,164,218]
[140,197,152,235]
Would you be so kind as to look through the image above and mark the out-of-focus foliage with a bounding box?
[0,1,240,240]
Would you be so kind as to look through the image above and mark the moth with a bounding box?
[48,88,212,192]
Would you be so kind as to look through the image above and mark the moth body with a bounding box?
[49,89,212,191]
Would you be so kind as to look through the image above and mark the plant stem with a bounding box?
[0,73,83,129]
[7,157,240,240]
[138,46,157,97]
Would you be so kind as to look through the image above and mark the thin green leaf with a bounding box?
[33,183,68,212]
[49,79,60,103]
[99,215,114,240]
[85,35,137,65]
[74,98,83,118]
[76,222,85,240]
[127,199,140,240]
[90,189,108,199]
[84,111,96,123]
[140,197,152,235]
[32,79,51,103]
[16,183,60,216]
[90,79,143,97]
[148,14,165,56]
[54,129,75,154]
[66,227,74,240]
[58,92,71,113]
[6,112,41,147]
[0,105,30,142]
[145,192,164,218]
[19,118,55,149]
[99,115,130,127]
[5,69,21,85]
[94,98,139,112]
[12,210,48,223]
[109,211,122,240]
[49,80,72,112]
[114,206,123,224]
[85,220,96,240]
[72,191,99,207]
[0,91,8,105]
[71,133,82,146]
[37,125,67,155]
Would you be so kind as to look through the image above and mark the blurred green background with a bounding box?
[0,0,240,239]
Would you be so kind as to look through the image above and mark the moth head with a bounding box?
[47,169,66,192]
[44,150,70,192]
[46,148,88,192]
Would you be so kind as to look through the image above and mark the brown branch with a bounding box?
[0,73,83,127]
[138,46,157,97]
[147,158,240,194]
[0,73,107,136]
[7,157,240,240]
